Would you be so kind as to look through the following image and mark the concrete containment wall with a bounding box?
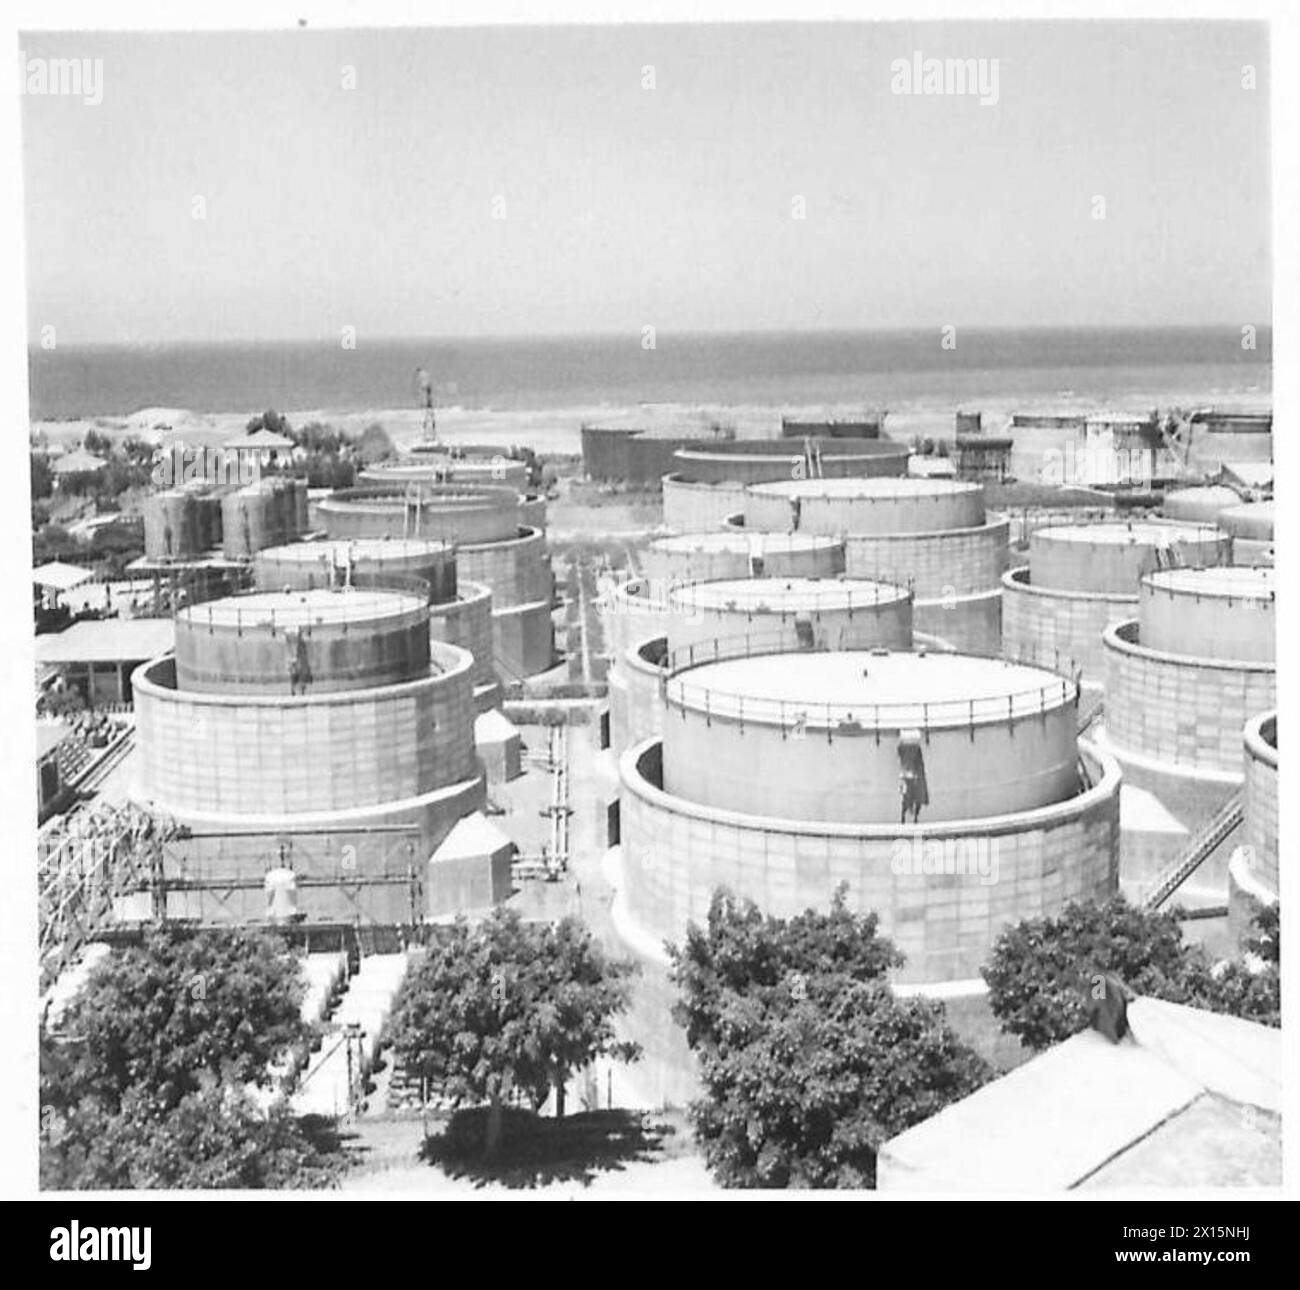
[662,476,752,533]
[912,590,1002,655]
[842,517,1009,595]
[609,635,668,755]
[133,645,479,817]
[1001,567,1134,681]
[1139,567,1274,663]
[618,738,1120,984]
[427,581,496,689]
[491,600,555,679]
[1101,622,1276,773]
[1242,712,1278,893]
[456,527,552,607]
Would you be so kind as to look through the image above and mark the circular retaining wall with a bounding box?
[1101,621,1276,773]
[133,643,479,818]
[1001,567,1135,681]
[317,484,520,545]
[618,737,1120,984]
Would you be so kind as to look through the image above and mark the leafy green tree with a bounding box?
[41,927,338,1190]
[55,926,311,1114]
[42,1083,340,1191]
[30,453,54,501]
[387,908,639,1155]
[670,889,990,1188]
[356,422,395,464]
[982,896,1280,1050]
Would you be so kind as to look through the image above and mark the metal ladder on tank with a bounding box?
[1142,790,1244,912]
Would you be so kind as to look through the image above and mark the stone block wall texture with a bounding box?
[1001,569,1134,679]
[843,519,1009,596]
[133,653,478,817]
[619,739,1119,984]
[608,647,667,755]
[456,528,552,608]
[912,590,1003,655]
[427,582,496,688]
[1102,623,1276,774]
[491,599,555,678]
[1243,713,1278,895]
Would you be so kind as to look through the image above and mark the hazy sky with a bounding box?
[20,21,1271,344]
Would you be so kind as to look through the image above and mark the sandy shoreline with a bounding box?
[30,384,1272,460]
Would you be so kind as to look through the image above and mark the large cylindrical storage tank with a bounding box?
[174,588,431,695]
[254,537,458,605]
[1028,521,1231,594]
[144,489,206,560]
[221,479,304,559]
[1138,566,1275,664]
[660,647,1079,823]
[361,456,530,490]
[665,577,913,653]
[1162,485,1242,525]
[640,531,844,585]
[744,478,985,537]
[316,484,519,544]
[1218,501,1274,565]
[669,438,909,486]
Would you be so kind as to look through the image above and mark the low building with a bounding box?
[34,618,176,706]
[878,998,1281,1191]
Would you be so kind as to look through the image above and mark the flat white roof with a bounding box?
[1146,565,1274,598]
[878,999,1281,1192]
[1037,521,1214,545]
[652,531,832,552]
[673,577,906,613]
[752,477,977,499]
[677,649,1067,718]
[179,588,423,629]
[259,537,451,564]
[35,618,175,664]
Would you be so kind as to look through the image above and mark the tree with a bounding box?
[355,422,395,464]
[30,452,54,501]
[387,908,639,1156]
[982,896,1281,1051]
[55,926,311,1114]
[669,889,991,1188]
[41,927,338,1190]
[42,1083,341,1191]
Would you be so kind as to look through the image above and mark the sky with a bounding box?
[19,21,1272,344]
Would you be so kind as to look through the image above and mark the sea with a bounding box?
[27,327,1271,421]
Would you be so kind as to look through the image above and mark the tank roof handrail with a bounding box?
[660,631,1080,732]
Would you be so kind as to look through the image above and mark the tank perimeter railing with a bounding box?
[658,630,1081,733]
[601,571,916,617]
[177,580,431,637]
